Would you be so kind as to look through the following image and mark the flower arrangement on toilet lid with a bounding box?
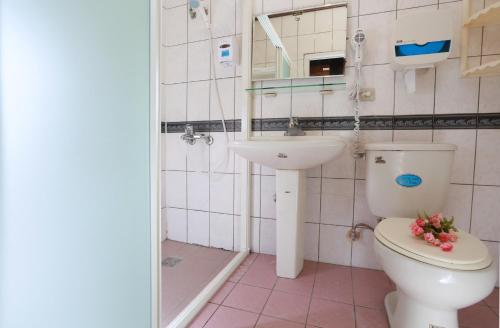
[410,213,458,252]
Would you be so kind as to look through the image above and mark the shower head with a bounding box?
[189,0,209,25]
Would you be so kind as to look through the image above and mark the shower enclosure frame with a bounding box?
[155,1,254,327]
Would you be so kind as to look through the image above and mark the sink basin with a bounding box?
[229,136,346,170]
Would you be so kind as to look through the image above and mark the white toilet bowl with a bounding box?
[374,218,497,328]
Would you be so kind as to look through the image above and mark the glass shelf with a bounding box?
[245,81,347,96]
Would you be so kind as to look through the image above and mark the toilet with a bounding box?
[365,142,498,328]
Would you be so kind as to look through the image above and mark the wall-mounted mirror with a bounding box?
[252,3,348,81]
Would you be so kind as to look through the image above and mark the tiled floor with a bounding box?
[162,240,236,326]
[189,253,499,328]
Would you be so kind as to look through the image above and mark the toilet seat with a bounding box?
[375,218,492,271]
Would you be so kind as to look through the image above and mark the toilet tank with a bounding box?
[365,142,457,219]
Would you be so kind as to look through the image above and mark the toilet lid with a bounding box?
[375,218,492,271]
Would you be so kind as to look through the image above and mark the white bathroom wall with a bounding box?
[161,0,500,273]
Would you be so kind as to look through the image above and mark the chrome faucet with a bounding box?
[284,117,305,136]
[181,124,214,145]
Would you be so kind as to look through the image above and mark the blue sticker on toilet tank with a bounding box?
[396,174,422,188]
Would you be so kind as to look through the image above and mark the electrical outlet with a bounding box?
[359,88,376,101]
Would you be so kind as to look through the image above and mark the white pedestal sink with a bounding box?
[230,136,346,278]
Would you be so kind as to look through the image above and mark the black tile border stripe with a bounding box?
[163,113,500,133]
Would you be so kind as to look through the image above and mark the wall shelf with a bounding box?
[464,1,500,28]
[245,81,346,96]
[461,0,500,77]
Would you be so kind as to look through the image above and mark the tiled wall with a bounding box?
[161,0,500,277]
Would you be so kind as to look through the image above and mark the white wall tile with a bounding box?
[165,133,187,170]
[165,5,188,46]
[163,44,188,84]
[351,231,381,270]
[187,172,209,211]
[442,184,473,232]
[263,0,292,13]
[433,129,476,185]
[394,68,435,116]
[397,0,436,9]
[186,141,210,172]
[393,130,433,142]
[323,69,354,117]
[479,56,500,113]
[164,0,187,9]
[291,79,324,117]
[261,80,292,118]
[322,131,356,179]
[475,130,500,186]
[163,83,187,122]
[306,178,321,223]
[167,208,188,242]
[359,0,396,15]
[353,180,378,226]
[188,40,211,81]
[210,132,235,173]
[166,171,187,208]
[187,80,210,121]
[261,175,276,219]
[319,225,352,266]
[188,210,210,246]
[359,64,395,116]
[435,58,480,114]
[359,11,395,65]
[252,175,261,217]
[260,218,276,255]
[304,223,320,261]
[210,78,235,120]
[471,186,500,242]
[210,173,234,214]
[210,212,234,250]
[211,0,236,38]
[321,179,355,226]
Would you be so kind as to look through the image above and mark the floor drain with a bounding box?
[162,257,182,267]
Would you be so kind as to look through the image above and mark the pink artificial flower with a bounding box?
[438,232,450,243]
[410,223,424,236]
[429,213,442,229]
[448,233,458,242]
[432,239,441,247]
[416,218,426,227]
[424,232,435,243]
[440,242,453,252]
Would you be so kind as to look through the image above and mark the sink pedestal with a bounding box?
[276,170,306,279]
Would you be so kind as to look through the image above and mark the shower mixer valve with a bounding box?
[181,124,214,146]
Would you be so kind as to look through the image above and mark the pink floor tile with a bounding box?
[242,252,258,266]
[210,282,236,304]
[355,306,389,328]
[274,261,317,296]
[484,288,499,309]
[204,305,259,328]
[313,263,353,304]
[459,303,499,328]
[255,315,306,328]
[223,283,272,313]
[240,254,278,289]
[263,290,311,324]
[229,265,250,283]
[307,298,355,328]
[352,268,394,310]
[187,303,219,328]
